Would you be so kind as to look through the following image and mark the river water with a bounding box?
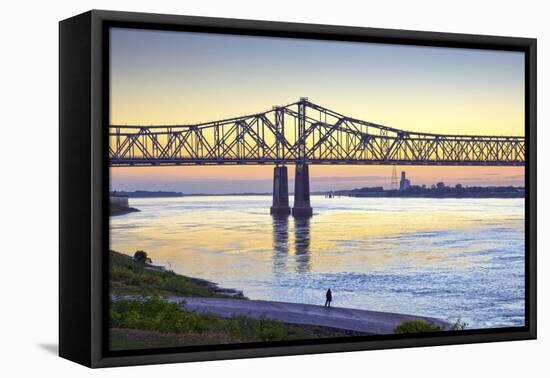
[110,195,525,329]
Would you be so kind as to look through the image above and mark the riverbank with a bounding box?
[110,250,244,298]
[110,250,370,349]
[113,295,449,335]
[110,203,140,216]
[173,297,450,334]
[109,250,451,350]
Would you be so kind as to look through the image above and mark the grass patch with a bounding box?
[393,319,443,334]
[110,297,323,347]
[109,250,235,298]
[110,328,242,350]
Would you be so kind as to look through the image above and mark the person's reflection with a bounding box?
[294,217,311,273]
[272,215,289,274]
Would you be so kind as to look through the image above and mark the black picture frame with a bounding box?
[59,9,537,368]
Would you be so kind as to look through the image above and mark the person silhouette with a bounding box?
[324,288,332,308]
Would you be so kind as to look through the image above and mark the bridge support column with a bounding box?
[292,164,313,218]
[270,166,291,216]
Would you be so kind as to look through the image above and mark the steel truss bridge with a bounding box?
[109,98,525,167]
[109,98,525,217]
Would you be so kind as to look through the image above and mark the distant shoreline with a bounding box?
[333,184,524,199]
[110,190,525,199]
[334,193,524,199]
[112,192,523,199]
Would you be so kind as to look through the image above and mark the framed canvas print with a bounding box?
[59,10,537,368]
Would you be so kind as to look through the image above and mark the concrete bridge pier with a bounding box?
[270,165,291,216]
[292,164,313,218]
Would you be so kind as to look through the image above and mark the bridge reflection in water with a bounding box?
[272,215,311,274]
[272,215,289,273]
[294,217,311,273]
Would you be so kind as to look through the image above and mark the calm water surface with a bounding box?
[110,195,525,329]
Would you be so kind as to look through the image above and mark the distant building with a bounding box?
[399,171,411,191]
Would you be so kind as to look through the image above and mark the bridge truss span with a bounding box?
[109,98,525,167]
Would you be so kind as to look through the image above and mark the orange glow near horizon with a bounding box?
[109,28,525,191]
[110,165,524,193]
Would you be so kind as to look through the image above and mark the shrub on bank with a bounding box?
[393,319,443,334]
[133,250,152,264]
[111,298,291,342]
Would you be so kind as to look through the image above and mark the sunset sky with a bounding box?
[109,27,525,194]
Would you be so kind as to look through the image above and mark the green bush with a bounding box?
[133,250,152,264]
[111,297,212,333]
[257,318,287,341]
[110,298,290,342]
[393,319,443,334]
